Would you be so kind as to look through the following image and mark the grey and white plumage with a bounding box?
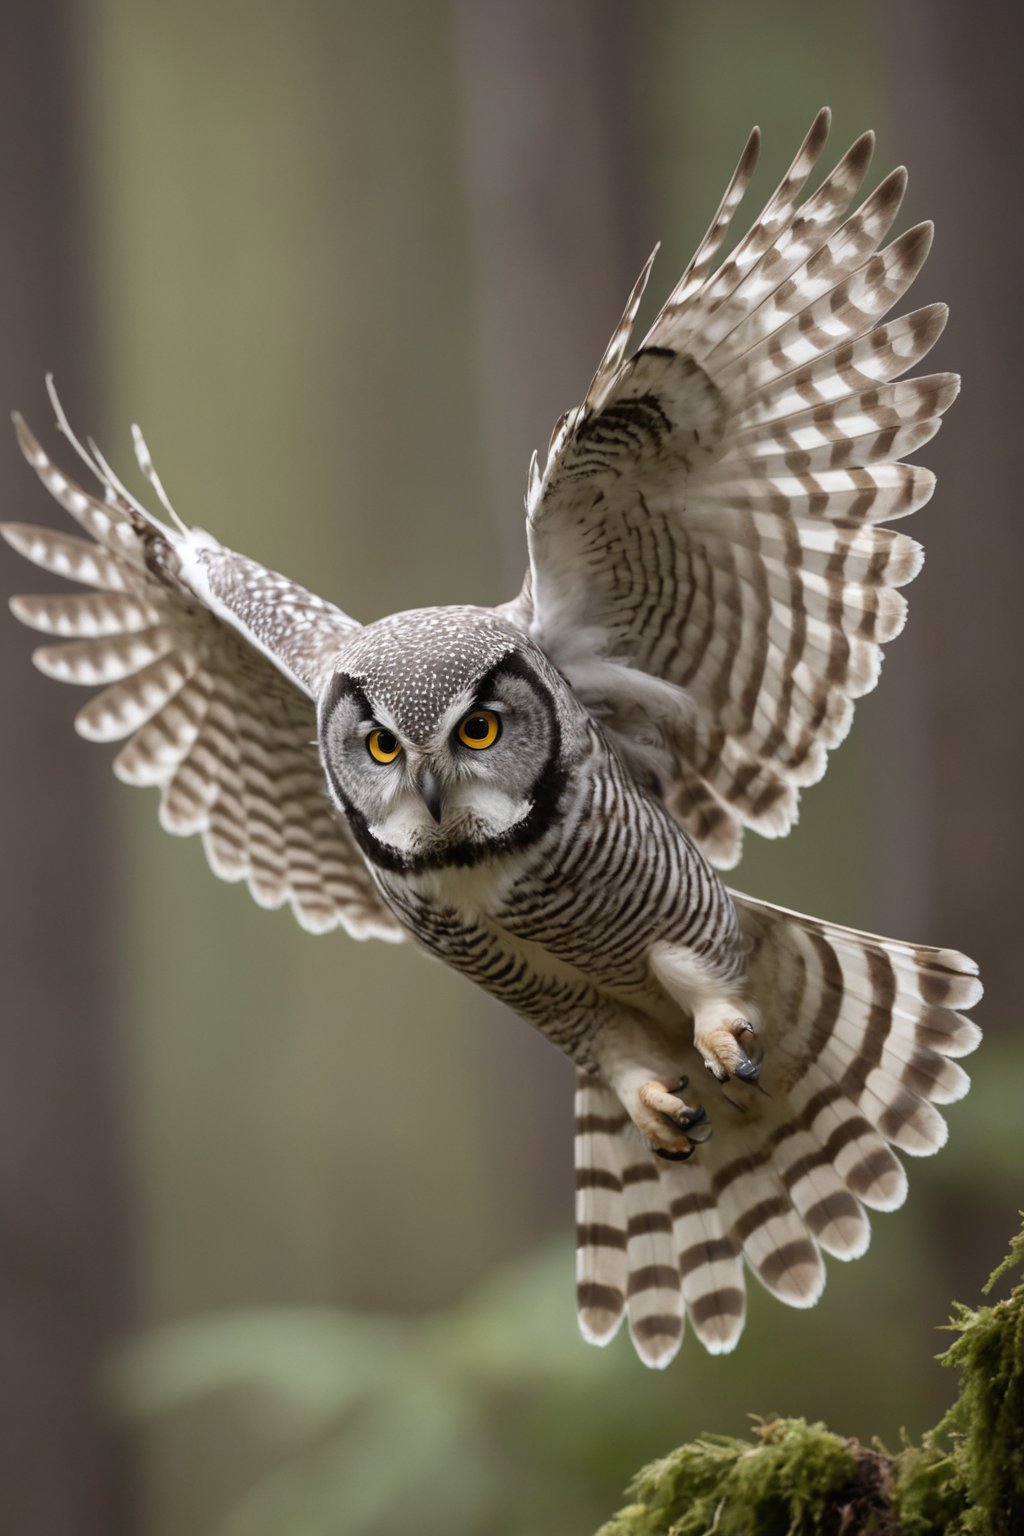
[3,109,981,1367]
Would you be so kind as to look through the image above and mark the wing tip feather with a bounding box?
[848,125,874,162]
[13,412,45,467]
[897,219,935,269]
[0,520,19,551]
[807,104,831,151]
[740,122,762,173]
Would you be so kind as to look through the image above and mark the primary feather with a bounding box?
[507,107,957,868]
[4,410,400,941]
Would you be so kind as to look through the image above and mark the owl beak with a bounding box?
[418,765,445,824]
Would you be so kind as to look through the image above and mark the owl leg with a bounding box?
[692,1003,763,1085]
[650,945,763,1087]
[637,1075,714,1159]
[598,1056,714,1159]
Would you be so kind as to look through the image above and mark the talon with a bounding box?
[694,1007,764,1086]
[677,1102,709,1135]
[634,1076,713,1160]
[733,1040,765,1085]
[683,1109,713,1144]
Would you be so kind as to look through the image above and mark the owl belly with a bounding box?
[373,846,617,1062]
[373,785,742,1068]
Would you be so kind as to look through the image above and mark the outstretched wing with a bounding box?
[505,109,956,867]
[3,389,402,941]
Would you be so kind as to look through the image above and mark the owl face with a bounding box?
[318,609,568,869]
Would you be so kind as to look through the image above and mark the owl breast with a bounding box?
[369,741,745,1066]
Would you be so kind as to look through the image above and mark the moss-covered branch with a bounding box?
[597,1219,1024,1536]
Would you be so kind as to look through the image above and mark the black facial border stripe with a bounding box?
[320,670,373,729]
[320,672,371,809]
[470,648,534,705]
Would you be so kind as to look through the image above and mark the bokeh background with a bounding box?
[1,3,1020,1534]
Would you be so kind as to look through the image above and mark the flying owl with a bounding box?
[3,110,982,1367]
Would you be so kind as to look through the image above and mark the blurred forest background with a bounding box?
[0,3,1020,1534]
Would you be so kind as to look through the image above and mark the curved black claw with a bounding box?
[733,1040,766,1087]
[651,1095,713,1162]
[679,1103,713,1143]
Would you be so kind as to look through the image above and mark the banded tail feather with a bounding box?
[575,1080,630,1348]
[574,899,980,1365]
[575,1076,684,1369]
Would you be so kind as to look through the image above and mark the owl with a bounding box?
[3,110,981,1367]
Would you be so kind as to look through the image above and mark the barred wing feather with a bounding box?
[3,401,402,942]
[574,898,981,1361]
[511,109,957,866]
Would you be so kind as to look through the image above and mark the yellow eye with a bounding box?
[457,710,501,750]
[367,727,402,764]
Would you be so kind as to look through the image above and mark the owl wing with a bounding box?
[505,110,957,867]
[3,389,403,941]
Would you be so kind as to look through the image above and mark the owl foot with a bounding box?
[635,1074,713,1160]
[694,1008,763,1085]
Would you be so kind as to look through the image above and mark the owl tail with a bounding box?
[574,895,982,1369]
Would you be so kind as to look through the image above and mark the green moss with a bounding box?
[894,1216,1024,1535]
[596,1417,888,1536]
[598,1219,1024,1536]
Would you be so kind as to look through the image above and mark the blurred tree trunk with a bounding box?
[877,0,1021,977]
[453,0,649,1224]
[0,7,134,1534]
[877,1,1022,1293]
[453,0,649,572]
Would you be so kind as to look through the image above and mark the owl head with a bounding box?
[318,607,573,869]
